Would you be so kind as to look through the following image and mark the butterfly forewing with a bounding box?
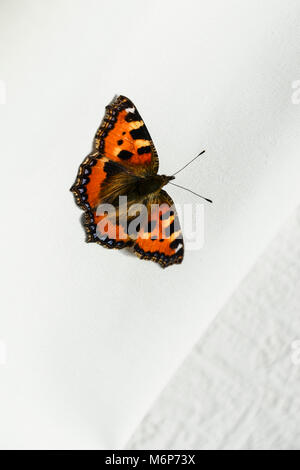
[93,95,159,175]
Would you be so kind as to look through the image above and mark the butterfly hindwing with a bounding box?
[133,190,184,268]
[71,154,134,248]
[83,209,133,249]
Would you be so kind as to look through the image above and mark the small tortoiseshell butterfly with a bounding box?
[71,95,208,268]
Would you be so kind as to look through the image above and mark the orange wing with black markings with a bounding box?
[71,95,186,267]
[83,208,133,249]
[93,95,159,175]
[71,95,160,251]
[133,190,184,268]
[70,154,134,248]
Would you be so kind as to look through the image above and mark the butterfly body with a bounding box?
[71,95,184,268]
[134,174,175,200]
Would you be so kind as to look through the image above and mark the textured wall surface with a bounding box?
[128,208,300,450]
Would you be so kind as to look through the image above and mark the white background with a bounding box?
[129,207,300,450]
[0,0,300,449]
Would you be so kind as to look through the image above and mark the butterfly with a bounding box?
[70,95,185,268]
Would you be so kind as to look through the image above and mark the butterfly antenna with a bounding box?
[172,150,206,176]
[169,182,213,203]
